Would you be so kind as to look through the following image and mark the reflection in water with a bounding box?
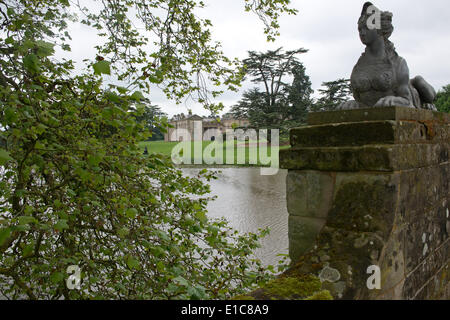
[183,167,289,267]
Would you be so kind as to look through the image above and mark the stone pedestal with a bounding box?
[280,106,449,300]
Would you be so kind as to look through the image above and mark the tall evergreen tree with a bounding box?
[231,48,312,133]
[313,78,352,111]
[286,63,313,125]
[133,99,168,141]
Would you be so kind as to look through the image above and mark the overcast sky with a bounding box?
[65,0,450,117]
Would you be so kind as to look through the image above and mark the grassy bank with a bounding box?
[139,140,290,167]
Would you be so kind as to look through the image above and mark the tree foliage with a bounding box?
[435,84,450,113]
[0,0,295,299]
[286,63,314,125]
[313,78,352,111]
[133,100,168,141]
[231,48,312,132]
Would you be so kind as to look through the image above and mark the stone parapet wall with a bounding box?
[279,107,449,300]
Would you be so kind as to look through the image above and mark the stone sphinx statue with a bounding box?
[339,2,437,110]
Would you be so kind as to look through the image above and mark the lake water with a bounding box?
[182,167,289,267]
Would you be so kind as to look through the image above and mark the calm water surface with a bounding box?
[182,167,289,267]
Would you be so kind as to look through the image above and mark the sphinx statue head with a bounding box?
[338,2,437,110]
[358,2,394,48]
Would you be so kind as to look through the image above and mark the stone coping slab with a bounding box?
[290,120,450,148]
[307,106,450,126]
[280,143,449,172]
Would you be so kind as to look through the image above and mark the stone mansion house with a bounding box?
[164,114,250,142]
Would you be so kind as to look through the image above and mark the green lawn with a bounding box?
[139,140,289,167]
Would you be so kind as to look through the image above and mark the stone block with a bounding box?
[286,171,334,218]
[326,173,397,238]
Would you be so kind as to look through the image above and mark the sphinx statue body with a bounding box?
[339,2,437,111]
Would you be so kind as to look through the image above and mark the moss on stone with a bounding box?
[230,295,256,300]
[304,290,333,300]
[261,275,322,300]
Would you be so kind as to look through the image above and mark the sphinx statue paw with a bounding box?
[338,100,360,110]
[422,103,438,111]
[374,96,413,108]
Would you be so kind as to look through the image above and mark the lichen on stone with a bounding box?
[318,266,341,283]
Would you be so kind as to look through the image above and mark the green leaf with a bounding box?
[130,91,144,101]
[23,54,40,73]
[156,261,165,272]
[35,123,47,135]
[4,107,18,123]
[13,224,30,232]
[156,230,170,242]
[22,243,35,257]
[36,40,55,57]
[0,227,11,246]
[195,211,207,223]
[117,227,129,238]
[50,271,64,284]
[106,91,121,103]
[18,216,37,225]
[0,149,13,165]
[116,86,128,94]
[126,256,140,269]
[173,276,189,287]
[93,60,111,75]
[131,198,141,206]
[54,219,69,231]
[149,70,164,84]
[24,205,34,215]
[87,154,103,167]
[125,208,138,219]
[187,285,207,300]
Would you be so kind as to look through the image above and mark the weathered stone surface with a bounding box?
[308,106,450,126]
[313,226,385,300]
[403,243,449,300]
[280,145,395,172]
[398,166,449,224]
[286,171,334,218]
[288,216,326,263]
[291,121,398,147]
[405,218,448,274]
[327,173,398,238]
[374,227,406,299]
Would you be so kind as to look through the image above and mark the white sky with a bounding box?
[64,0,450,117]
